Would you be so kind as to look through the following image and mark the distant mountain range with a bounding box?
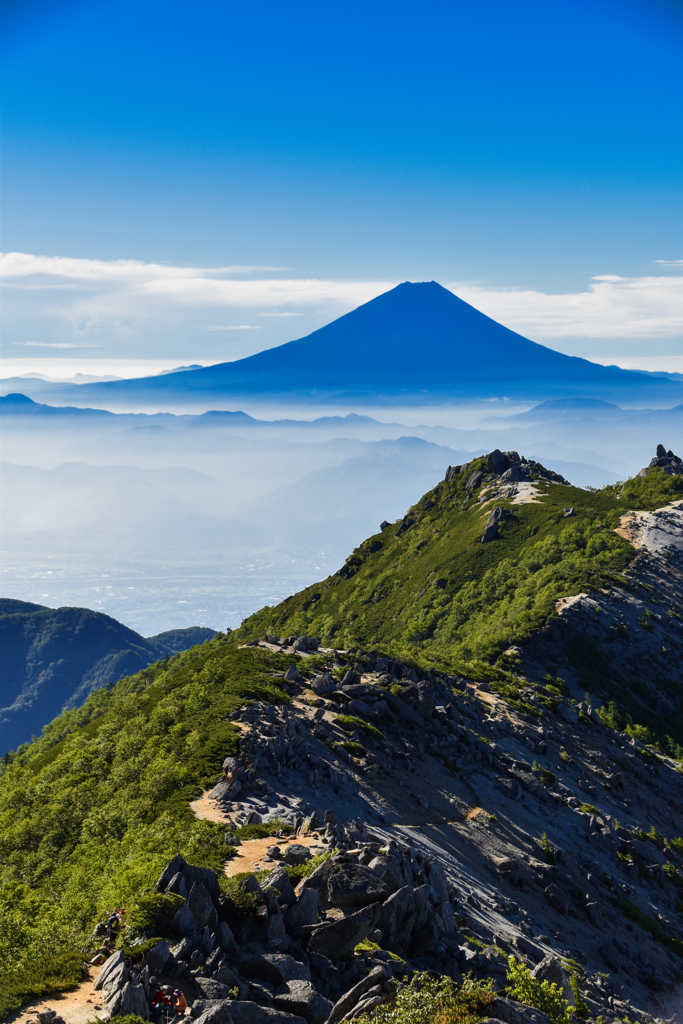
[0,599,216,754]
[3,282,682,408]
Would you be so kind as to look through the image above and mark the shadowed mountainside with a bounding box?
[0,598,216,754]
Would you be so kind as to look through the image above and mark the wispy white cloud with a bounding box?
[201,325,262,331]
[449,274,683,339]
[14,341,99,348]
[1,253,681,366]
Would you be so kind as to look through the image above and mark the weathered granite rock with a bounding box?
[485,998,553,1024]
[285,889,320,931]
[264,866,297,905]
[155,853,187,892]
[224,1000,307,1024]
[94,950,124,991]
[171,901,196,937]
[142,939,173,975]
[165,871,190,900]
[326,965,392,1024]
[243,953,311,985]
[189,880,219,932]
[193,1004,234,1024]
[117,981,149,1019]
[195,978,231,1000]
[273,979,318,1017]
[327,863,392,906]
[531,956,574,1005]
[306,904,380,959]
[375,886,416,949]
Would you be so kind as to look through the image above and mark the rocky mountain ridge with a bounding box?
[5,448,683,1024]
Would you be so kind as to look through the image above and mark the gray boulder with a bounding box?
[165,871,190,900]
[297,858,335,906]
[94,950,124,991]
[531,955,574,1005]
[215,965,250,1000]
[274,979,318,1017]
[485,998,553,1024]
[224,1001,307,1024]
[189,880,219,932]
[263,866,297,905]
[310,674,335,695]
[194,1005,234,1024]
[155,853,187,892]
[117,981,149,1019]
[487,449,510,474]
[285,845,312,867]
[171,901,196,937]
[244,953,311,985]
[101,960,128,1000]
[415,680,435,720]
[375,886,416,950]
[326,965,392,1024]
[185,864,221,906]
[142,939,173,975]
[285,889,320,931]
[307,904,380,959]
[218,920,237,949]
[425,862,455,934]
[196,978,232,1000]
[327,863,392,906]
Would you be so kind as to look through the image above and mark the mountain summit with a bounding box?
[28,281,683,406]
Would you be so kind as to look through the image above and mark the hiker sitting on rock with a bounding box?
[173,989,188,1014]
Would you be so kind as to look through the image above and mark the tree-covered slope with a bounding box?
[0,599,216,754]
[0,639,294,977]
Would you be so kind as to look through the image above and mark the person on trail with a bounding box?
[173,990,188,1014]
[105,912,120,942]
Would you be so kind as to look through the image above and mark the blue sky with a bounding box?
[1,0,682,369]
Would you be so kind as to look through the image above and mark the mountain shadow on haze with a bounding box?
[0,599,216,754]
[27,281,683,406]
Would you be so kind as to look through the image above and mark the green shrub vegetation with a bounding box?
[353,970,494,1024]
[0,640,295,986]
[233,468,637,681]
[124,891,185,937]
[335,714,385,741]
[0,953,84,1019]
[505,957,571,1024]
[341,740,366,758]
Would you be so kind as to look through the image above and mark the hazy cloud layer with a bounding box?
[1,252,681,363]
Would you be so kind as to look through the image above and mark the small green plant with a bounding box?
[285,851,331,885]
[569,975,589,1019]
[220,877,262,923]
[355,938,382,952]
[580,803,600,815]
[506,957,571,1024]
[118,936,164,961]
[540,769,557,787]
[335,714,384,741]
[489,813,498,823]
[540,832,556,865]
[235,819,294,840]
[341,740,366,757]
[559,749,570,763]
